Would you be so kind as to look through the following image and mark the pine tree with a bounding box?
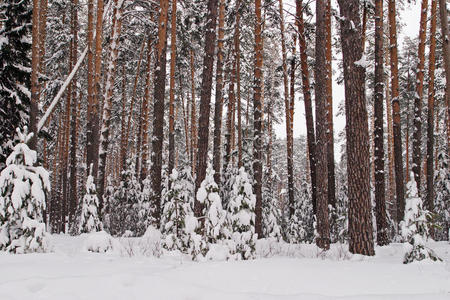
[262,170,282,241]
[196,164,228,244]
[434,151,449,241]
[0,0,32,168]
[401,173,440,263]
[228,167,257,260]
[79,170,102,234]
[161,167,196,252]
[0,128,50,253]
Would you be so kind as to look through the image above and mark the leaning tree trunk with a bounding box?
[213,0,226,185]
[253,0,264,237]
[426,0,437,228]
[168,0,177,175]
[373,0,389,246]
[194,0,220,218]
[412,0,429,192]
[98,0,124,216]
[296,0,317,213]
[337,0,375,255]
[388,0,405,224]
[150,0,170,225]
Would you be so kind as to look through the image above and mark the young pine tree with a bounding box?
[401,173,440,263]
[79,169,102,234]
[196,164,228,244]
[161,167,196,252]
[0,128,50,253]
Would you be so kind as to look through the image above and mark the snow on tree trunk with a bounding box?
[0,128,50,253]
[401,173,440,263]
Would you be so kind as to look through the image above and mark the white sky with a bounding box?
[274,1,422,159]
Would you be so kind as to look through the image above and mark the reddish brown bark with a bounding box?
[168,0,177,175]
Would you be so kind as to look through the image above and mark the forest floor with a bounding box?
[0,235,449,300]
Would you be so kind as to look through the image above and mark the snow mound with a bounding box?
[83,231,122,253]
[140,226,162,257]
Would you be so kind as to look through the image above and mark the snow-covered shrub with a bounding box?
[0,129,50,253]
[184,214,206,261]
[262,169,282,241]
[106,159,141,236]
[79,172,102,234]
[161,167,196,252]
[83,230,122,253]
[227,167,257,260]
[434,151,449,241]
[139,225,162,257]
[197,164,229,244]
[401,173,440,264]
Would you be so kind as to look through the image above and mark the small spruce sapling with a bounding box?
[228,167,257,260]
[79,167,102,234]
[401,173,440,263]
[0,128,50,253]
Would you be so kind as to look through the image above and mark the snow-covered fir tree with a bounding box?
[107,159,141,236]
[262,170,282,241]
[79,169,102,234]
[161,167,196,252]
[0,128,49,253]
[0,0,31,168]
[197,164,229,245]
[287,180,314,243]
[433,151,449,241]
[401,173,440,264]
[228,167,257,260]
[137,176,154,236]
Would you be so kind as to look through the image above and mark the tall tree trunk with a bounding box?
[253,0,264,237]
[29,0,40,149]
[426,0,437,223]
[225,56,236,170]
[235,0,242,168]
[194,0,219,217]
[69,0,79,228]
[296,0,317,213]
[140,37,154,181]
[314,0,330,250]
[438,0,450,156]
[326,0,336,208]
[98,0,124,214]
[168,0,177,175]
[190,50,197,176]
[150,0,170,225]
[337,0,375,255]
[388,0,405,224]
[122,37,147,172]
[374,0,389,246]
[279,0,295,218]
[412,0,429,192]
[86,0,97,179]
[213,0,226,185]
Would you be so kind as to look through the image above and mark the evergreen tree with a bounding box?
[434,151,449,241]
[0,0,32,168]
[161,167,196,252]
[0,128,49,253]
[196,164,228,244]
[401,173,440,264]
[262,170,282,241]
[107,159,141,236]
[79,170,102,234]
[228,167,257,259]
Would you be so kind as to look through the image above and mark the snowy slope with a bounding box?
[0,235,448,300]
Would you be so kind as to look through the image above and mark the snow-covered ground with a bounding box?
[0,235,449,300]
